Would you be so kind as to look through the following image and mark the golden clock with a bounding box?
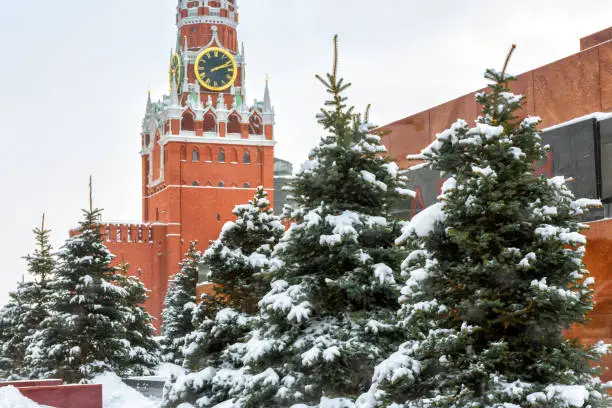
[169,53,182,92]
[194,47,238,92]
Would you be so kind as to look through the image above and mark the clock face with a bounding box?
[169,53,182,92]
[194,47,238,92]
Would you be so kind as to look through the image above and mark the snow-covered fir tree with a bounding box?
[356,48,611,408]
[160,242,200,365]
[115,263,160,376]
[161,187,284,407]
[182,187,284,370]
[163,36,413,408]
[0,215,55,379]
[0,287,33,379]
[25,205,134,383]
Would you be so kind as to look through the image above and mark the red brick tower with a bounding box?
[89,0,275,330]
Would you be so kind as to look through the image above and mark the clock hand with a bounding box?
[211,61,233,72]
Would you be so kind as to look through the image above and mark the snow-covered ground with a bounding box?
[0,386,48,408]
[93,372,159,408]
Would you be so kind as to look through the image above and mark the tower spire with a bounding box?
[145,89,152,116]
[263,75,272,113]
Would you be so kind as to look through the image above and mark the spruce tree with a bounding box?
[0,287,30,379]
[161,187,284,407]
[183,187,284,369]
[0,215,55,379]
[25,191,132,383]
[116,263,160,376]
[357,48,611,408]
[164,36,412,408]
[160,242,200,365]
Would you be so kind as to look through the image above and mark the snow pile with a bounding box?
[156,362,186,379]
[0,386,50,408]
[92,372,157,408]
[396,202,446,242]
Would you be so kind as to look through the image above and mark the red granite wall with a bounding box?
[381,28,612,169]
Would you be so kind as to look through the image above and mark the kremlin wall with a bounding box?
[380,27,612,380]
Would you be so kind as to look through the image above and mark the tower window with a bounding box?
[218,149,225,163]
[182,112,195,132]
[127,227,132,243]
[249,114,263,135]
[243,151,251,164]
[193,181,200,186]
[106,227,111,242]
[203,113,216,133]
[216,213,221,221]
[227,113,241,134]
[244,182,250,188]
[117,226,122,242]
[229,148,238,163]
[203,146,212,161]
[192,148,200,162]
[218,181,225,187]
[138,226,143,242]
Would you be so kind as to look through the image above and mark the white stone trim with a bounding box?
[144,185,273,199]
[178,16,237,29]
[159,135,275,147]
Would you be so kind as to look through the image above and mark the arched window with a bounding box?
[182,112,195,132]
[249,114,263,135]
[228,148,238,163]
[192,147,200,162]
[243,182,250,188]
[243,150,251,164]
[216,213,221,221]
[203,146,212,162]
[218,148,225,163]
[203,112,216,132]
[218,181,225,187]
[193,181,199,186]
[227,113,241,134]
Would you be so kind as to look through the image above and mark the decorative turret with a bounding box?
[263,77,273,113]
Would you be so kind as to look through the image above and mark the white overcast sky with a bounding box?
[0,0,610,305]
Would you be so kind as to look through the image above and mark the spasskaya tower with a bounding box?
[90,0,276,330]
